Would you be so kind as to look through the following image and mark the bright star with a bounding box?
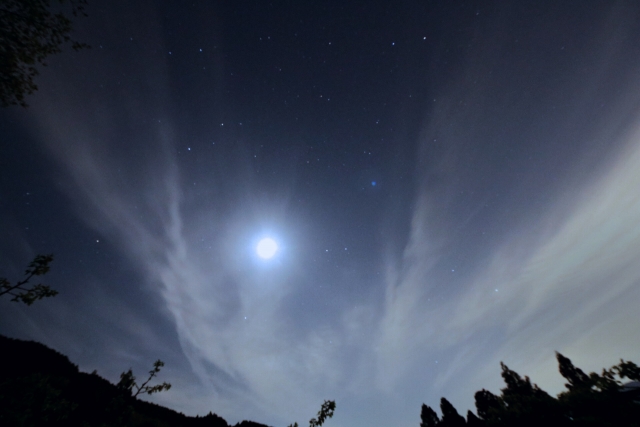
[256,238,278,259]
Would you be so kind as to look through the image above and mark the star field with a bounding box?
[2,2,640,427]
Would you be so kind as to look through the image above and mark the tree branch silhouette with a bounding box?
[0,254,58,305]
[288,400,336,427]
[0,0,89,107]
[117,359,171,398]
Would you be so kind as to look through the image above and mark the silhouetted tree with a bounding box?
[0,0,89,107]
[288,400,336,427]
[613,359,640,382]
[0,254,58,305]
[117,360,171,398]
[420,403,440,427]
[467,354,640,427]
[466,410,482,427]
[496,362,563,427]
[474,389,504,424]
[440,398,466,427]
[309,400,336,427]
[555,352,590,390]
[556,354,640,426]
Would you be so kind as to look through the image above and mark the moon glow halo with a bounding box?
[256,238,278,259]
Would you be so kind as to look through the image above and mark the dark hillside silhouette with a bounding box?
[0,335,268,427]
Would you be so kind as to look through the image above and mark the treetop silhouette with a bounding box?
[421,353,640,427]
[288,400,336,427]
[117,359,172,398]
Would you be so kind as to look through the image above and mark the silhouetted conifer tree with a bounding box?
[555,352,590,390]
[466,410,482,427]
[423,353,640,427]
[556,353,640,426]
[474,389,504,424]
[497,362,563,427]
[613,360,640,382]
[440,398,466,427]
[420,403,440,427]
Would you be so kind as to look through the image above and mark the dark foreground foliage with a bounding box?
[421,354,640,427]
[0,254,58,305]
[0,335,269,427]
[0,0,89,107]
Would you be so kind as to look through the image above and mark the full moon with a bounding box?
[256,238,278,259]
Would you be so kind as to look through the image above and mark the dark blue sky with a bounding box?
[2,2,640,427]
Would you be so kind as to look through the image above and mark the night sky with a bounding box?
[2,1,640,427]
